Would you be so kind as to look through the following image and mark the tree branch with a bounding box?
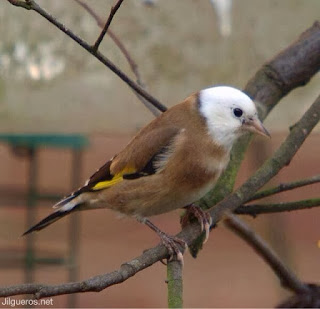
[235,198,320,216]
[74,0,161,116]
[92,0,124,52]
[248,175,320,202]
[6,0,167,113]
[6,0,32,9]
[167,260,183,308]
[74,0,143,85]
[224,213,309,294]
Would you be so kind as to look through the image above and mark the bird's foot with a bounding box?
[143,219,187,265]
[182,204,212,243]
[158,232,187,265]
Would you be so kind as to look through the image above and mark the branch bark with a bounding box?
[236,198,320,216]
[92,0,124,52]
[248,175,320,202]
[74,0,143,83]
[167,260,183,308]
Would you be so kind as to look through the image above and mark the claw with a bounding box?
[176,251,184,267]
[143,219,186,265]
[159,233,186,265]
[203,222,210,244]
[184,204,212,243]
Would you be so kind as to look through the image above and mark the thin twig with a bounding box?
[93,0,124,52]
[7,0,31,9]
[235,198,320,216]
[74,0,143,84]
[10,0,167,112]
[248,175,320,202]
[74,0,161,116]
[224,213,309,293]
[167,259,183,308]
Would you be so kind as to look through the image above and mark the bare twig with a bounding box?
[74,0,161,116]
[248,175,320,202]
[74,0,143,85]
[92,0,124,52]
[7,0,31,9]
[235,198,320,215]
[7,0,167,112]
[224,213,309,293]
[167,260,183,308]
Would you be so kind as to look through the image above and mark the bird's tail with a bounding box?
[22,194,82,236]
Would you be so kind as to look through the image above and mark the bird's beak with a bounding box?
[243,118,270,138]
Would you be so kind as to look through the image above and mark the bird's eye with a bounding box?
[233,108,243,118]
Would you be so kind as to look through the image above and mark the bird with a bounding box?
[23,86,270,262]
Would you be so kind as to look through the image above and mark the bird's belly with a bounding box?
[136,178,217,217]
[98,170,219,218]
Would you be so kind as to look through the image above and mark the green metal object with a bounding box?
[0,133,88,308]
[0,133,88,149]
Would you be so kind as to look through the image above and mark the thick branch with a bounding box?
[246,21,320,118]
[93,0,124,52]
[224,213,309,293]
[236,198,320,215]
[248,175,320,202]
[7,0,167,112]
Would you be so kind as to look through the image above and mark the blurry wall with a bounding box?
[0,0,319,308]
[0,0,319,134]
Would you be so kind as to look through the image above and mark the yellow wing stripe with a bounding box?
[91,166,136,191]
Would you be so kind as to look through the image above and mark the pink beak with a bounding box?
[244,118,270,138]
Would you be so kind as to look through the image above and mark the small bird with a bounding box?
[23,86,269,262]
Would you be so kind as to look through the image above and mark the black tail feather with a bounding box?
[22,208,76,236]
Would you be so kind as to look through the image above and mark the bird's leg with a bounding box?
[142,218,187,264]
[181,204,212,243]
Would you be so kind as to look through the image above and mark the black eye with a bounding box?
[233,108,243,118]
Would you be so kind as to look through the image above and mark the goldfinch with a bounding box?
[23,86,269,261]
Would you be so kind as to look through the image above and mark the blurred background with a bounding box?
[0,0,319,307]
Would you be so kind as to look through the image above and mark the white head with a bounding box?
[198,86,269,150]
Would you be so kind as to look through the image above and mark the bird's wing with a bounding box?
[54,126,180,207]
